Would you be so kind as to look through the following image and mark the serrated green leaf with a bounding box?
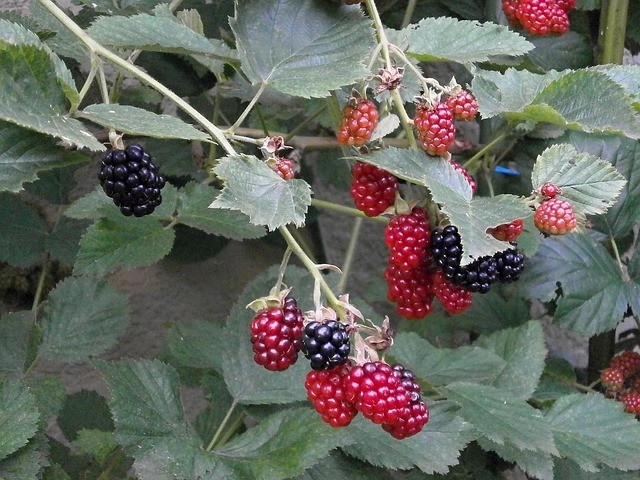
[74,214,175,275]
[24,163,78,205]
[0,193,47,268]
[64,187,112,220]
[46,217,90,266]
[293,451,392,480]
[0,19,77,106]
[553,458,640,479]
[593,65,640,106]
[478,437,553,480]
[0,380,39,461]
[0,433,47,480]
[343,403,475,475]
[23,375,66,421]
[87,12,216,54]
[444,382,557,454]
[533,357,579,402]
[545,393,640,472]
[211,154,311,231]
[216,408,352,480]
[167,320,224,372]
[78,104,209,141]
[361,148,531,262]
[531,144,625,216]
[519,234,628,336]
[450,289,531,335]
[176,182,265,240]
[132,437,216,480]
[221,265,314,404]
[231,0,374,98]
[39,276,129,361]
[526,32,593,72]
[95,359,195,448]
[390,332,506,386]
[475,321,546,399]
[72,429,118,463]
[0,122,87,193]
[0,43,101,150]
[472,68,640,139]
[0,311,30,379]
[404,17,533,63]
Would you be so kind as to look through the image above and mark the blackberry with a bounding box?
[99,144,165,217]
[431,225,498,293]
[494,246,525,283]
[301,320,351,370]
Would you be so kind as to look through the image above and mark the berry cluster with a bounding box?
[99,144,165,217]
[600,350,640,416]
[502,0,574,36]
[489,219,524,242]
[337,96,379,147]
[431,225,525,294]
[301,320,351,371]
[413,90,478,156]
[533,182,577,235]
[350,162,398,217]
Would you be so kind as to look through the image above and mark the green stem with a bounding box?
[227,82,268,134]
[284,105,327,142]
[462,130,510,172]
[311,198,389,224]
[288,227,318,264]
[279,226,342,314]
[401,0,418,28]
[31,256,49,320]
[364,0,416,147]
[206,399,238,452]
[337,217,363,294]
[71,58,99,113]
[598,0,629,64]
[274,248,292,293]
[97,63,111,105]
[38,0,236,156]
[610,235,628,280]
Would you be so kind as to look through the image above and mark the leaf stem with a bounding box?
[226,82,268,134]
[284,104,327,142]
[206,399,238,452]
[311,198,389,224]
[401,0,418,28]
[38,0,236,156]
[337,217,363,294]
[462,130,510,172]
[71,58,99,113]
[97,62,111,105]
[279,226,343,315]
[610,235,628,280]
[31,255,49,321]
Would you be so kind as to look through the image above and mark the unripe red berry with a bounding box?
[337,98,379,147]
[414,102,456,156]
[350,162,397,217]
[534,198,577,235]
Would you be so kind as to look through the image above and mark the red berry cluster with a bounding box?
[502,0,574,36]
[350,162,398,217]
[271,157,296,180]
[306,361,429,438]
[600,350,640,416]
[413,90,478,156]
[383,207,475,318]
[533,182,577,235]
[337,96,379,147]
[489,218,524,242]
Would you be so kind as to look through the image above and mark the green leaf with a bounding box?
[519,234,628,336]
[361,148,530,262]
[74,214,175,275]
[343,403,475,475]
[444,382,556,454]
[58,390,113,442]
[0,122,87,193]
[39,276,130,361]
[167,320,224,372]
[531,144,626,216]
[221,265,314,404]
[0,43,102,150]
[475,321,546,399]
[215,408,352,480]
[72,429,118,463]
[0,433,47,480]
[0,193,47,268]
[594,65,640,107]
[231,0,374,98]
[64,187,112,220]
[78,104,210,141]
[86,12,217,54]
[472,69,640,139]
[46,217,90,266]
[132,437,216,480]
[390,332,506,386]
[176,182,265,240]
[554,458,640,480]
[211,154,312,231]
[403,17,533,63]
[449,289,531,335]
[194,374,236,444]
[95,359,196,447]
[23,375,66,421]
[0,311,31,379]
[545,393,640,472]
[478,437,553,480]
[293,451,392,480]
[0,379,39,461]
[526,32,593,72]
[533,357,579,403]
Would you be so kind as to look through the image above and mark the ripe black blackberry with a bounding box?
[98,144,166,217]
[494,245,525,283]
[431,225,498,294]
[301,320,350,370]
